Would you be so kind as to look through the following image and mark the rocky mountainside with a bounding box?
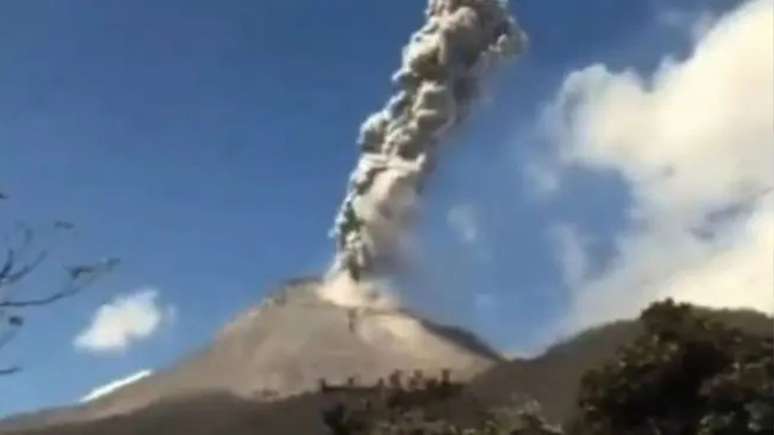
[2,276,771,435]
[0,278,501,433]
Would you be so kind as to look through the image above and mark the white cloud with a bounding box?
[74,288,173,353]
[541,0,774,331]
[80,370,153,403]
[447,204,480,244]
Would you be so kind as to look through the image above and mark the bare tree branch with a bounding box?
[53,221,75,231]
[0,314,22,352]
[0,249,13,281]
[0,251,48,288]
[0,258,119,308]
[0,195,119,375]
[0,367,19,376]
[0,285,82,308]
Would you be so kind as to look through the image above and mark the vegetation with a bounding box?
[321,381,561,434]
[570,299,773,435]
[322,299,773,435]
[1,298,769,435]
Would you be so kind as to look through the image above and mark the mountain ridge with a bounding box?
[0,277,500,432]
[4,304,770,435]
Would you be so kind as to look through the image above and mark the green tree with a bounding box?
[571,299,773,435]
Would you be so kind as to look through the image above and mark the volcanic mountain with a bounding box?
[2,288,771,435]
[0,278,501,432]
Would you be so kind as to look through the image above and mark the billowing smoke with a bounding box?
[329,0,526,282]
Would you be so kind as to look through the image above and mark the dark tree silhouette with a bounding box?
[0,193,119,374]
[570,299,773,435]
[319,300,772,435]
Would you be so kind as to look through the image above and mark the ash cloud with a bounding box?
[329,0,526,283]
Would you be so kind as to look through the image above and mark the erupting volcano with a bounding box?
[0,1,526,432]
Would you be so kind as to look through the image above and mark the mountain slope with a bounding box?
[0,278,500,432]
[6,306,769,435]
[464,307,774,424]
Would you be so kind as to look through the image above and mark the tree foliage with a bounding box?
[320,373,562,434]
[322,299,772,435]
[570,299,773,435]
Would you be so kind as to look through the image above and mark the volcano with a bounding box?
[2,291,771,435]
[0,278,501,432]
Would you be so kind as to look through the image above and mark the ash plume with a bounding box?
[330,0,526,282]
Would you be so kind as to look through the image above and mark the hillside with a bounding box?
[465,306,773,424]
[2,300,770,435]
[0,278,500,433]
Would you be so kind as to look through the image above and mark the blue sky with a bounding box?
[2,0,769,417]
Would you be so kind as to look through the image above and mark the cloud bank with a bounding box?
[74,288,173,353]
[539,0,773,331]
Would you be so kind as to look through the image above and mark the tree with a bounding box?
[320,300,772,435]
[319,372,563,435]
[571,299,773,435]
[0,192,118,374]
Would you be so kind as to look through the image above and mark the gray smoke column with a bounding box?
[331,0,526,280]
